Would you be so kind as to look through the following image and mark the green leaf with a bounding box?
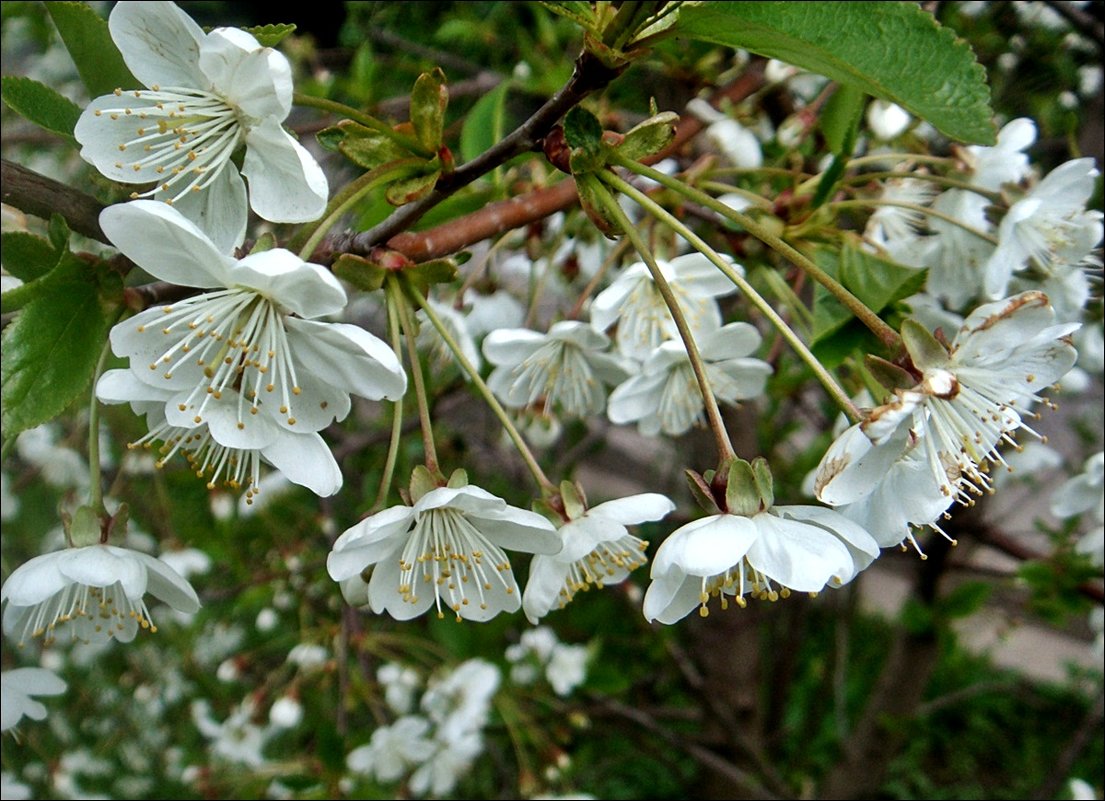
[676,1,995,144]
[47,213,71,252]
[410,68,448,153]
[45,1,138,98]
[385,168,441,206]
[332,254,388,292]
[1,253,120,438]
[811,243,927,345]
[821,83,865,155]
[617,110,679,162]
[538,1,599,34]
[0,75,81,141]
[318,121,413,170]
[460,81,510,164]
[242,23,297,48]
[0,232,58,282]
[564,106,604,152]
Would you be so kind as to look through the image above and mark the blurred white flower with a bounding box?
[268,695,303,729]
[1,667,67,731]
[346,715,435,783]
[16,424,88,490]
[866,100,912,140]
[192,698,272,768]
[378,662,422,715]
[607,322,772,437]
[286,643,329,671]
[421,658,500,744]
[962,117,1036,192]
[484,321,630,417]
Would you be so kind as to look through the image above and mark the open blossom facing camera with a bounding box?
[95,200,406,498]
[74,1,327,251]
[816,291,1078,545]
[1,545,200,645]
[591,252,738,360]
[607,322,772,437]
[483,321,630,418]
[327,473,561,621]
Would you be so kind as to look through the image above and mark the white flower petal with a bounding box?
[199,28,291,120]
[588,493,676,526]
[58,546,147,598]
[746,515,853,592]
[521,555,571,623]
[232,249,346,318]
[108,1,206,88]
[261,431,343,497]
[242,117,328,223]
[165,166,248,253]
[140,553,202,613]
[285,318,407,401]
[100,201,233,287]
[652,514,756,577]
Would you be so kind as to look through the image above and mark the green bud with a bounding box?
[724,458,760,517]
[901,318,950,372]
[410,67,448,153]
[68,505,102,547]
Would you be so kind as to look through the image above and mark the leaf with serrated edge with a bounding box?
[1,255,120,438]
[243,23,297,48]
[676,2,994,144]
[46,1,138,99]
[1,76,81,141]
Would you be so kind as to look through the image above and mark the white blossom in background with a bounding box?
[1,544,200,646]
[74,1,327,252]
[1,472,19,521]
[483,321,631,417]
[379,662,423,715]
[523,492,675,623]
[95,200,406,499]
[685,98,763,168]
[921,189,997,309]
[644,504,878,624]
[506,627,590,696]
[591,252,738,360]
[961,117,1037,191]
[328,480,561,621]
[268,695,304,729]
[1,667,67,731]
[192,698,272,768]
[346,715,436,784]
[409,729,484,797]
[286,643,329,671]
[1051,452,1105,567]
[15,424,89,490]
[420,658,501,744]
[985,158,1103,299]
[0,771,31,801]
[864,175,938,264]
[157,546,212,579]
[866,99,912,140]
[607,322,772,437]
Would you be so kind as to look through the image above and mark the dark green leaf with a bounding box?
[538,1,599,33]
[0,75,81,141]
[1,253,121,438]
[821,83,865,155]
[676,1,995,144]
[0,231,57,282]
[47,213,71,252]
[460,81,510,164]
[938,581,992,619]
[332,254,387,292]
[242,23,296,48]
[564,106,604,152]
[46,1,138,98]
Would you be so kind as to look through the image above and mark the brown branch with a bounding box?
[318,60,768,264]
[1,159,107,244]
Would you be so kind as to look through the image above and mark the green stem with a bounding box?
[602,170,862,424]
[371,291,407,513]
[839,170,1002,203]
[612,152,902,354]
[698,181,775,210]
[292,162,418,259]
[828,199,999,244]
[401,278,557,495]
[844,153,958,170]
[585,173,737,463]
[87,336,115,517]
[389,278,439,475]
[292,92,432,157]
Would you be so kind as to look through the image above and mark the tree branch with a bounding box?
[1,159,107,244]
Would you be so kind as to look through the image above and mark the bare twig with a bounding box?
[1,158,106,243]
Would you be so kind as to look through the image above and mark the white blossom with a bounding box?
[1,668,67,731]
[74,1,327,251]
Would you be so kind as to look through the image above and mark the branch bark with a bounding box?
[1,159,107,243]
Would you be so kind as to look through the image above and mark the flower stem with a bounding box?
[371,291,407,513]
[388,278,439,475]
[838,170,1002,203]
[602,170,862,424]
[293,162,420,260]
[828,198,999,244]
[584,173,737,463]
[86,337,115,517]
[292,93,432,157]
[611,152,903,354]
[401,278,558,496]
